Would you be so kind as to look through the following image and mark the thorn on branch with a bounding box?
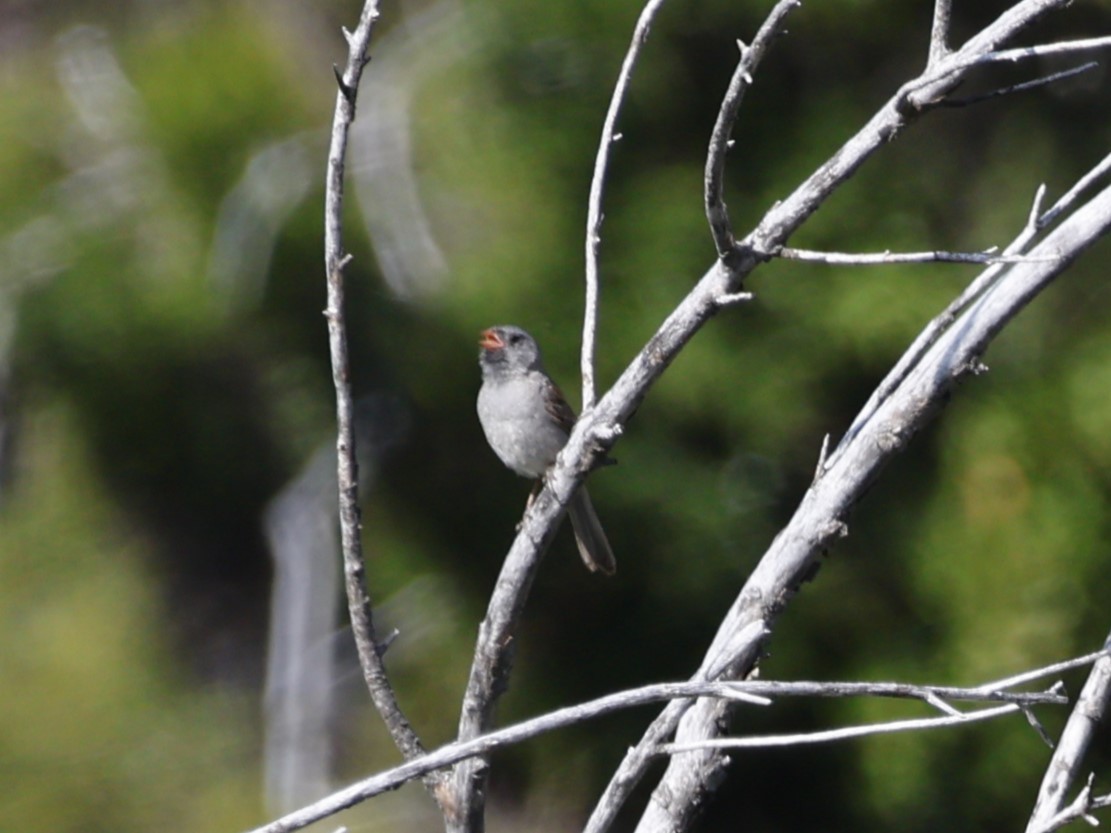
[329,252,354,280]
[820,519,849,542]
[813,433,830,482]
[964,359,989,376]
[333,64,356,104]
[376,628,401,658]
[1022,706,1056,749]
[715,291,753,308]
[1029,183,1049,230]
[590,423,623,445]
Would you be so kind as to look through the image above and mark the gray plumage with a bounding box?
[477,325,616,575]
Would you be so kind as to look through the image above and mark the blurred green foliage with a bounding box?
[2,1,1111,831]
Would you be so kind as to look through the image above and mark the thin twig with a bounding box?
[704,0,799,259]
[1040,150,1111,229]
[740,679,1066,707]
[661,703,1021,753]
[582,0,671,410]
[1026,633,1111,833]
[984,36,1111,64]
[905,38,1111,112]
[941,62,1098,108]
[323,0,436,792]
[813,433,831,481]
[777,247,1059,266]
[972,648,1110,693]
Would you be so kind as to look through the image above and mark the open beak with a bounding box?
[478,328,504,350]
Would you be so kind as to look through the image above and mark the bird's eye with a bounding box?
[509,333,524,345]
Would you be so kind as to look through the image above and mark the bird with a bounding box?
[476,325,616,575]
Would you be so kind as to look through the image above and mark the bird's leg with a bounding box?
[516,480,543,531]
[526,479,542,509]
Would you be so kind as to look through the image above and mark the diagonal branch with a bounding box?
[323,0,439,798]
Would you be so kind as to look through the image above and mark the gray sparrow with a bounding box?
[476,325,616,575]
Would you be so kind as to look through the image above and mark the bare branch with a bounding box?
[1022,706,1057,749]
[246,679,774,833]
[1026,633,1111,833]
[928,0,952,66]
[941,62,1098,107]
[972,648,1111,693]
[1035,777,1111,833]
[579,5,1109,827]
[326,1,1111,829]
[841,151,1111,458]
[661,702,1023,754]
[777,246,1059,266]
[704,0,799,258]
[322,0,436,794]
[582,0,671,410]
[624,180,1111,833]
[901,0,1083,110]
[1041,151,1111,229]
[246,660,1074,833]
[740,679,1066,707]
[984,36,1111,64]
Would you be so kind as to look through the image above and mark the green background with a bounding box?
[2,0,1111,831]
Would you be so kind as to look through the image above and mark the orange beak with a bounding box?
[478,328,504,350]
